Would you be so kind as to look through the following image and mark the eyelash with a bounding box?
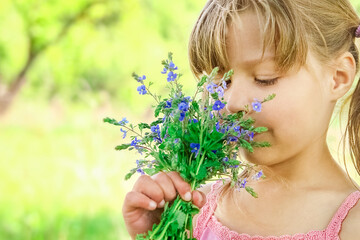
[225,77,279,87]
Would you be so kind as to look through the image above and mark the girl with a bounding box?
[122,0,360,239]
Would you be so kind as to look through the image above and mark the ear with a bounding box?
[329,52,356,101]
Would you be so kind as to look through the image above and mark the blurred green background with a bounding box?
[0,0,360,239]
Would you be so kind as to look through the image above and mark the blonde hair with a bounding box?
[188,0,360,202]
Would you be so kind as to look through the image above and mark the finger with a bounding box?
[151,172,177,205]
[133,175,165,205]
[166,171,192,201]
[123,191,157,214]
[192,190,207,208]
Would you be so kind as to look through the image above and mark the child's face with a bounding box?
[224,11,336,166]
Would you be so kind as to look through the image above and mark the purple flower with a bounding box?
[252,99,262,112]
[215,86,224,98]
[233,126,241,133]
[118,117,129,126]
[240,178,247,188]
[137,168,145,175]
[174,139,180,144]
[167,71,177,82]
[253,170,263,180]
[206,83,217,93]
[222,157,229,162]
[190,143,200,155]
[222,80,228,89]
[137,85,147,95]
[212,100,225,111]
[120,128,127,139]
[179,112,186,121]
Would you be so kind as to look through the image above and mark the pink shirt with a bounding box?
[193,180,360,240]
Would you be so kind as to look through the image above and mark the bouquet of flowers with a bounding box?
[104,53,275,240]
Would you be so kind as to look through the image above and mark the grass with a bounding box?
[0,95,358,240]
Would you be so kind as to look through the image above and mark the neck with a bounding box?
[257,137,347,190]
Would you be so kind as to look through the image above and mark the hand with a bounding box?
[122,171,207,239]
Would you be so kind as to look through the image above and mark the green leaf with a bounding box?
[143,168,158,176]
[192,101,200,113]
[245,186,258,198]
[138,123,150,131]
[253,127,268,133]
[197,76,207,87]
[103,117,119,125]
[174,211,186,229]
[115,144,131,151]
[195,166,207,180]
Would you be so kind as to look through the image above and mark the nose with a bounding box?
[225,86,251,114]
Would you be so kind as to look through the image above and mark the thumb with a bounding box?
[192,190,207,208]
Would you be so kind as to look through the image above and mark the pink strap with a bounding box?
[194,180,360,240]
[193,180,223,239]
[325,191,360,238]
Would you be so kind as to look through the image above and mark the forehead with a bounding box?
[226,11,276,68]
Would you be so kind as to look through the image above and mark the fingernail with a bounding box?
[158,200,165,208]
[184,192,191,201]
[149,201,157,210]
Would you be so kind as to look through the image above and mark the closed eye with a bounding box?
[255,77,278,86]
[224,78,278,88]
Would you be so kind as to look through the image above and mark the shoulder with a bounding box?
[338,191,360,240]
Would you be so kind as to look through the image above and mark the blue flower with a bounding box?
[222,157,229,162]
[233,126,241,133]
[169,61,178,71]
[161,67,167,74]
[164,100,172,108]
[252,99,262,112]
[184,96,192,102]
[167,71,177,82]
[206,83,217,93]
[131,137,141,147]
[190,143,200,155]
[215,86,224,98]
[120,128,127,139]
[118,117,129,126]
[179,112,186,121]
[137,75,146,83]
[189,119,199,124]
[212,100,226,111]
[174,139,180,144]
[151,125,160,134]
[227,136,238,143]
[137,85,147,95]
[178,102,189,112]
